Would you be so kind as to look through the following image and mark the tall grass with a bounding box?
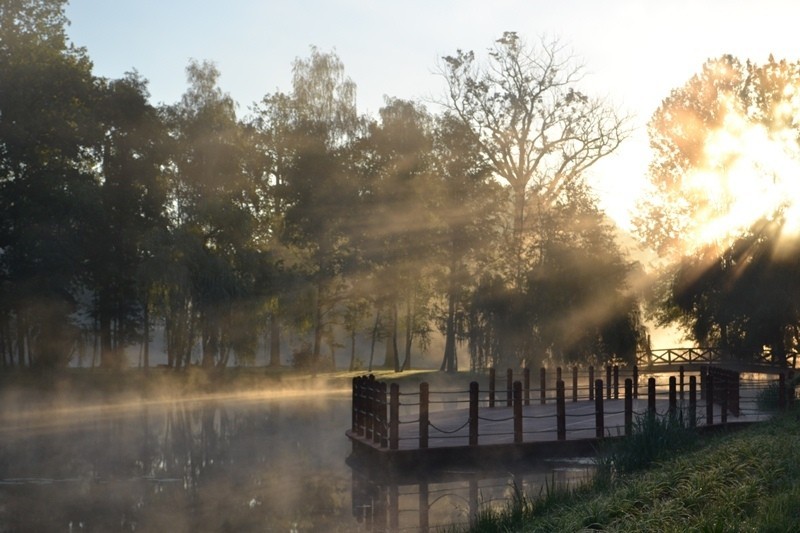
[461,408,800,532]
[596,410,699,484]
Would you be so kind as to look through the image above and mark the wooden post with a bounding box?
[648,377,656,418]
[523,367,531,406]
[720,377,728,425]
[419,382,429,449]
[390,383,399,450]
[679,365,685,401]
[589,366,595,401]
[613,365,619,400]
[689,375,697,428]
[377,382,387,446]
[668,376,677,420]
[540,367,547,405]
[779,373,787,410]
[700,366,707,400]
[624,378,632,436]
[352,377,359,434]
[506,368,513,407]
[366,375,376,440]
[556,366,562,385]
[595,379,604,438]
[633,365,639,399]
[489,368,496,408]
[572,366,578,402]
[514,381,523,443]
[556,379,566,441]
[606,365,612,399]
[469,382,479,446]
[706,374,714,426]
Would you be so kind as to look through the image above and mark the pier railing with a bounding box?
[350,365,794,451]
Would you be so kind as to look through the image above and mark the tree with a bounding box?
[85,72,168,369]
[164,60,260,368]
[0,0,100,368]
[276,48,363,368]
[635,55,800,363]
[440,32,629,284]
[357,98,438,372]
[429,113,501,372]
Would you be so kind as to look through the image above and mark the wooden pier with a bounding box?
[347,365,792,470]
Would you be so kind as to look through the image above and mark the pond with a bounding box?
[0,386,593,532]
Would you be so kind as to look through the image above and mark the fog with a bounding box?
[0,378,593,531]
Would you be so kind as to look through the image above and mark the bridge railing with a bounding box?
[350,365,795,451]
[638,347,799,369]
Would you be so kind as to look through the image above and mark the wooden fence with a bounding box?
[350,365,794,451]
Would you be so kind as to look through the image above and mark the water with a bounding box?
[0,387,593,532]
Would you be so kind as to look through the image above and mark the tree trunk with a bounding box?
[441,289,458,373]
[269,313,281,366]
[368,311,380,372]
[382,304,400,371]
[349,328,356,371]
[401,298,413,371]
[313,281,324,365]
[143,297,150,373]
[15,306,25,368]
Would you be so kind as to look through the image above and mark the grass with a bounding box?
[462,408,800,532]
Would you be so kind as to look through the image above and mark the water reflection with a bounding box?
[349,459,593,532]
[0,391,592,532]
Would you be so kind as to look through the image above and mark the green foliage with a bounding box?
[596,412,698,482]
[0,24,642,373]
[463,409,800,532]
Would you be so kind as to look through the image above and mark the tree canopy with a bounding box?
[0,8,644,373]
[637,55,800,365]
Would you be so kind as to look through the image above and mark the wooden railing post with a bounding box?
[689,375,697,428]
[489,368,496,408]
[556,366,562,385]
[606,365,612,399]
[572,366,578,402]
[469,381,479,446]
[366,375,376,440]
[720,377,728,425]
[513,381,523,443]
[700,366,707,400]
[556,379,566,441]
[679,365,685,401]
[779,373,787,410]
[633,365,639,399]
[377,382,387,446]
[353,377,362,435]
[589,366,595,401]
[648,377,656,418]
[613,365,619,400]
[706,374,714,426]
[540,367,547,405]
[595,379,604,438]
[419,382,429,449]
[523,367,531,406]
[624,378,633,436]
[506,368,513,407]
[668,376,677,420]
[352,377,358,434]
[390,383,399,450]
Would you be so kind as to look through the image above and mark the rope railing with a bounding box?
[349,364,795,451]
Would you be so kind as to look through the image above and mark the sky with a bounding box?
[64,0,800,231]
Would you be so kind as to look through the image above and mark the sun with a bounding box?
[679,91,800,257]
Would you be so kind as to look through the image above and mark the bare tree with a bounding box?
[439,32,630,284]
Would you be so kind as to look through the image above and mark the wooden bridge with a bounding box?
[637,347,798,372]
[347,365,795,471]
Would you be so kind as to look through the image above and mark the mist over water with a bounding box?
[0,382,592,531]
